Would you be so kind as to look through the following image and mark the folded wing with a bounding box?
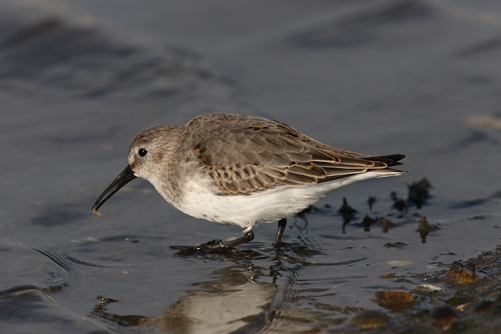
[183,113,405,195]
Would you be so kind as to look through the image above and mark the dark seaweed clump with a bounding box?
[407,177,432,208]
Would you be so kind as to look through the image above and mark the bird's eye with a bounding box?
[138,148,148,157]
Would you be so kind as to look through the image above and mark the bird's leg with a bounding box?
[273,218,287,248]
[206,230,255,249]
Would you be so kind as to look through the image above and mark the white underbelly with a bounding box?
[165,170,402,231]
[174,182,323,231]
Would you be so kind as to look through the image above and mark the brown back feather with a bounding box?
[180,113,404,195]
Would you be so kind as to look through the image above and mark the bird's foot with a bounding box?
[171,231,255,256]
[170,239,230,256]
[205,239,226,249]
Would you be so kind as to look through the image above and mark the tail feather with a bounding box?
[362,154,405,167]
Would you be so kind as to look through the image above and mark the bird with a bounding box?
[92,113,405,250]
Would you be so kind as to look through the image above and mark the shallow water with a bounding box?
[1,0,501,333]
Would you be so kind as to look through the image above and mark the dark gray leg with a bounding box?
[206,230,255,249]
[273,219,287,248]
[173,231,255,255]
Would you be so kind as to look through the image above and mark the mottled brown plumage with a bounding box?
[180,113,403,195]
[92,113,405,249]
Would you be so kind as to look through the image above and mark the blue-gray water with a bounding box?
[2,1,501,333]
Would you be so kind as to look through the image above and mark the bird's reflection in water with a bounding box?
[92,263,278,333]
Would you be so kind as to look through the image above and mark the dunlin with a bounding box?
[92,113,405,249]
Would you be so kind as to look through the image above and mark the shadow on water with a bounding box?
[91,263,277,333]
[89,246,368,333]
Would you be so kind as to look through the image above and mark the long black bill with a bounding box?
[92,165,137,216]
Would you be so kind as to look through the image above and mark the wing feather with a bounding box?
[181,113,405,195]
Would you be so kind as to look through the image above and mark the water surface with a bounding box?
[1,0,501,333]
